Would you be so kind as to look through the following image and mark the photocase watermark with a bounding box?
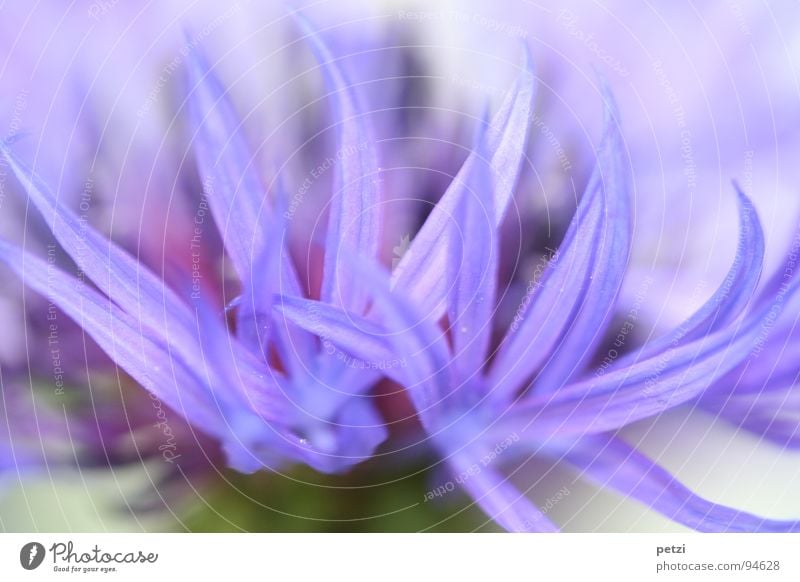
[150,393,181,464]
[304,302,407,371]
[531,114,573,172]
[19,539,159,573]
[190,176,214,301]
[20,542,46,570]
[447,72,506,101]
[423,432,519,502]
[87,0,120,21]
[556,10,630,78]
[540,485,571,515]
[751,229,800,359]
[74,175,96,285]
[652,60,696,195]
[726,0,752,37]
[137,1,249,118]
[517,485,572,531]
[509,247,560,333]
[284,141,370,221]
[397,10,528,40]
[45,245,65,396]
[594,276,654,377]
[0,88,29,208]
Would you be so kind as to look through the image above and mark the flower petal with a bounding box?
[446,446,557,532]
[563,435,800,532]
[496,275,800,439]
[186,47,317,364]
[275,294,406,384]
[0,241,261,430]
[0,142,198,352]
[294,12,383,313]
[447,119,498,382]
[631,186,765,362]
[489,84,630,401]
[391,52,535,318]
[0,241,315,474]
[185,44,270,282]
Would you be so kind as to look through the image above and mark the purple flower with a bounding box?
[0,17,388,477]
[278,64,800,531]
[699,237,800,448]
[1,6,798,533]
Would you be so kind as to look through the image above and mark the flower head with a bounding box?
[0,16,390,477]
[277,65,800,532]
[1,6,799,534]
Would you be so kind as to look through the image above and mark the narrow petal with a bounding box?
[563,435,800,532]
[0,241,306,474]
[186,48,315,366]
[631,186,765,362]
[275,294,406,385]
[0,142,197,349]
[287,254,446,422]
[391,52,535,318]
[446,446,557,532]
[234,216,284,357]
[0,241,235,431]
[489,84,630,401]
[185,44,270,281]
[447,120,498,382]
[496,274,800,439]
[294,12,383,313]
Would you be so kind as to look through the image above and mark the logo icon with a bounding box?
[20,542,45,570]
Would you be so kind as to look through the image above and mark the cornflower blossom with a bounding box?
[0,18,395,479]
[1,8,798,533]
[276,64,800,532]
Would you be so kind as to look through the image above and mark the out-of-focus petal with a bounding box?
[497,275,800,440]
[391,53,535,318]
[446,446,557,532]
[489,85,630,400]
[295,12,383,314]
[275,295,405,384]
[562,435,800,532]
[0,142,197,350]
[185,45,271,282]
[447,120,498,383]
[632,187,765,362]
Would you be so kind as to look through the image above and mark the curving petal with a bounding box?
[495,274,800,440]
[282,248,453,421]
[630,186,765,363]
[0,240,273,430]
[446,446,557,532]
[185,44,271,282]
[275,294,407,386]
[488,84,630,402]
[186,47,317,364]
[0,142,198,352]
[562,435,800,532]
[391,52,535,318]
[0,241,312,475]
[447,119,498,383]
[294,12,383,313]
[233,215,284,358]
